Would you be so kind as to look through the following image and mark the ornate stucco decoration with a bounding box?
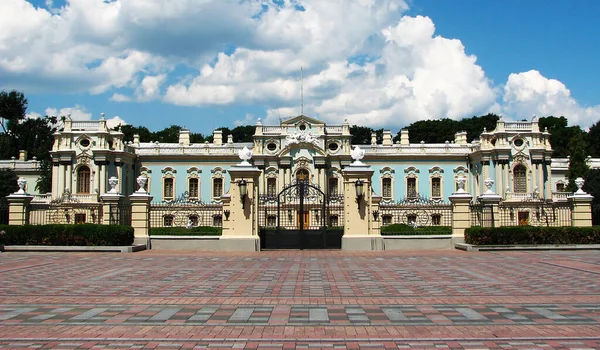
[284,130,320,148]
[238,146,253,166]
[294,156,313,169]
[350,146,365,166]
[76,152,92,165]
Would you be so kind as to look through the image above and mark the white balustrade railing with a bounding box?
[71,121,100,130]
[504,122,531,130]
[32,194,52,203]
[504,192,538,201]
[551,191,570,202]
[262,126,285,133]
[325,126,343,133]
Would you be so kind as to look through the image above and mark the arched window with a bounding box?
[77,166,91,193]
[513,165,527,193]
[188,178,199,198]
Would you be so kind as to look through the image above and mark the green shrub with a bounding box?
[465,226,600,245]
[149,226,222,236]
[381,224,451,236]
[0,224,134,246]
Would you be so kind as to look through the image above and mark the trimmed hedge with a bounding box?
[381,224,451,236]
[149,226,222,236]
[0,224,134,246]
[465,226,600,245]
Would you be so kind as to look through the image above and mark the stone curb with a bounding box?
[455,243,600,252]
[0,244,147,253]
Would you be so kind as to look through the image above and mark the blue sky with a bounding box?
[2,0,599,135]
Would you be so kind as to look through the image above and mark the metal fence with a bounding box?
[0,200,8,225]
[379,195,453,227]
[149,194,223,229]
[471,200,572,227]
[257,193,345,230]
[28,203,104,225]
[592,204,600,226]
[105,199,132,226]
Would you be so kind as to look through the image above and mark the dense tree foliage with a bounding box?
[393,113,500,143]
[0,168,19,201]
[0,90,56,192]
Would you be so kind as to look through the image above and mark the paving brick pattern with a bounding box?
[0,250,599,349]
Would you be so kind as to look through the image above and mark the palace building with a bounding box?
[2,114,596,250]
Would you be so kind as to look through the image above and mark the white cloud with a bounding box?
[234,113,256,127]
[110,93,131,102]
[136,74,166,102]
[106,116,127,129]
[1,0,596,130]
[45,106,92,120]
[502,70,600,127]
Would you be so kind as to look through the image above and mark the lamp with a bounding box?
[372,210,379,221]
[238,179,247,209]
[224,210,230,220]
[355,179,364,209]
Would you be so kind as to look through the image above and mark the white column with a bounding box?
[117,164,123,194]
[66,164,72,192]
[51,164,59,196]
[57,164,65,195]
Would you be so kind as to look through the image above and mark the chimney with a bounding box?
[179,128,190,146]
[382,130,392,146]
[454,131,468,145]
[227,134,233,144]
[400,129,409,145]
[18,150,27,161]
[371,132,377,145]
[213,130,223,145]
[133,134,140,146]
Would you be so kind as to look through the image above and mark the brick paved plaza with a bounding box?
[0,250,599,349]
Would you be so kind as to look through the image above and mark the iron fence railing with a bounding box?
[380,195,452,227]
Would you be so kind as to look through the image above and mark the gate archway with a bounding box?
[258,180,344,249]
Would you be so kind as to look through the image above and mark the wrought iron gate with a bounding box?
[258,180,344,249]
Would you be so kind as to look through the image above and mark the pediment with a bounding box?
[281,114,325,126]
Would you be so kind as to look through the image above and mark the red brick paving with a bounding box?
[0,249,599,349]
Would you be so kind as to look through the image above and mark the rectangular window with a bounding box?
[382,178,392,198]
[431,214,441,226]
[213,178,223,198]
[164,178,174,199]
[556,183,565,192]
[213,215,223,227]
[267,215,277,227]
[188,178,199,198]
[329,215,339,227]
[75,213,86,224]
[267,178,277,197]
[382,215,392,225]
[328,178,338,195]
[407,178,417,198]
[431,177,441,197]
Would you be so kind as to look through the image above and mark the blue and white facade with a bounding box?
[14,115,587,204]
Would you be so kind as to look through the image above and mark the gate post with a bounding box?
[101,176,123,225]
[448,176,472,243]
[568,177,593,227]
[477,178,502,228]
[6,178,33,225]
[341,147,382,251]
[129,176,153,245]
[221,147,261,251]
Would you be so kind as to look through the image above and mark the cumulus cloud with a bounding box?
[110,93,131,103]
[501,70,600,127]
[106,116,127,129]
[2,0,596,129]
[45,106,92,120]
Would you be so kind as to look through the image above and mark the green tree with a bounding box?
[565,129,590,192]
[0,168,19,199]
[230,125,255,142]
[350,125,374,145]
[117,124,152,142]
[153,125,182,143]
[583,169,600,224]
[0,90,28,159]
[457,113,499,142]
[537,116,585,157]
[587,121,600,157]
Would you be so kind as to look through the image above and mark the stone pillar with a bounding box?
[448,176,472,243]
[101,176,123,225]
[568,177,594,227]
[6,178,33,225]
[221,147,261,251]
[129,176,153,245]
[477,178,503,228]
[340,147,382,251]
